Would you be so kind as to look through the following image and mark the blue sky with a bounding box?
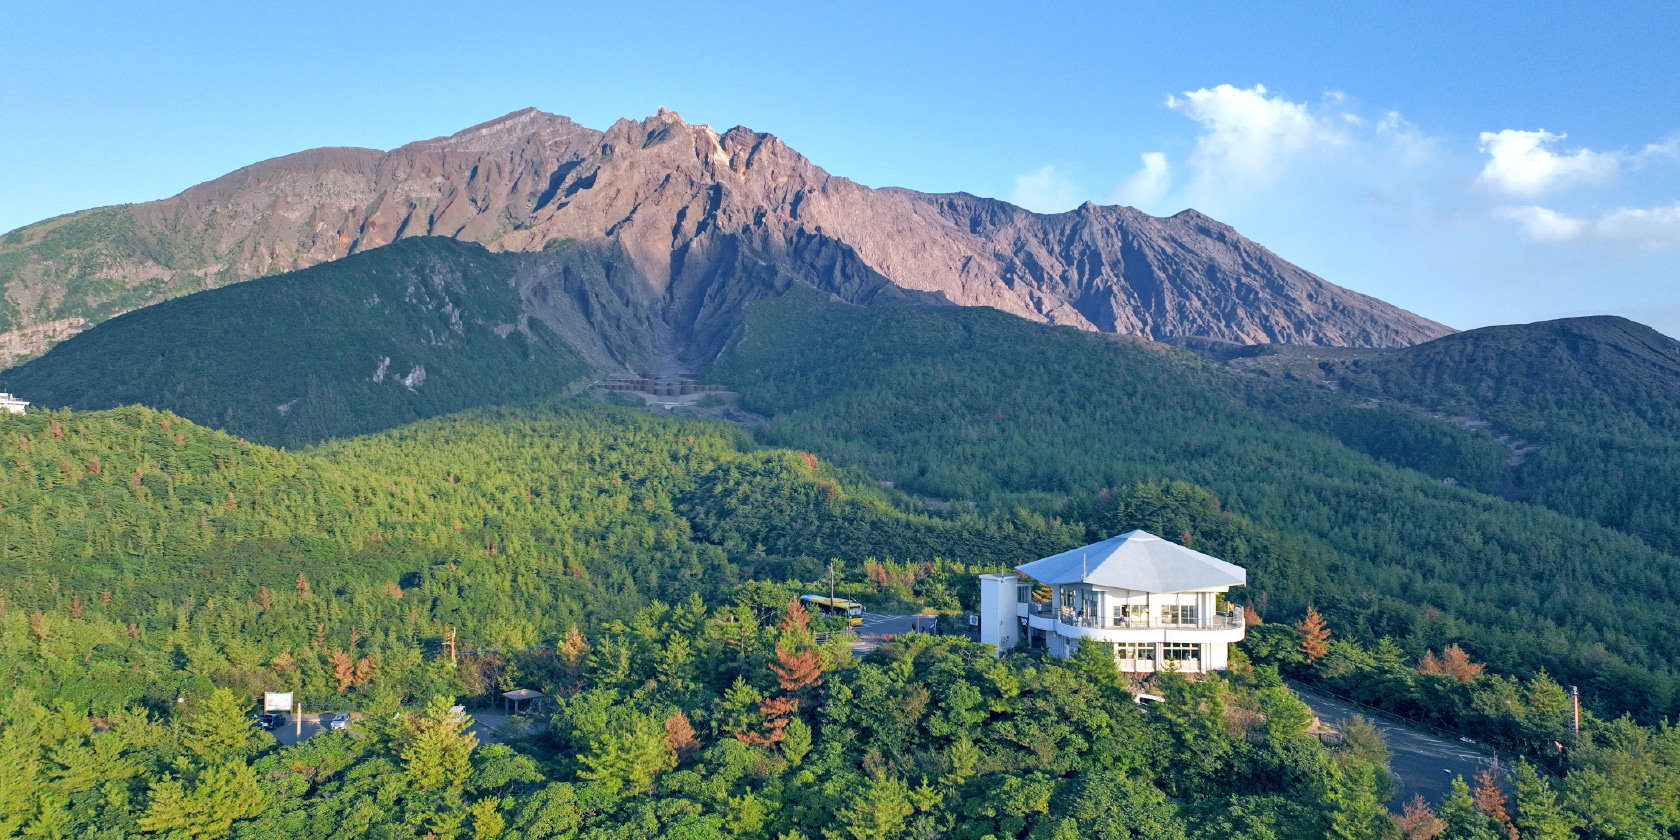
[4,0,1678,336]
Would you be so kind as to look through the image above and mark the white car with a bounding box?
[328,712,351,731]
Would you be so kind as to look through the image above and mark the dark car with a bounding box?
[252,713,284,730]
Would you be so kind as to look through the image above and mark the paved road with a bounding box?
[1292,685,1497,805]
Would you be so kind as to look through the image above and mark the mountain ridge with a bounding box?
[0,107,1452,368]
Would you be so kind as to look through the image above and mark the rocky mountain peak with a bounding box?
[0,107,1453,370]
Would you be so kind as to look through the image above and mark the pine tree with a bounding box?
[399,696,477,794]
[469,795,506,840]
[183,688,261,765]
[137,763,266,839]
[1471,768,1514,838]
[558,626,589,693]
[1394,795,1445,840]
[1512,761,1576,840]
[770,643,824,694]
[0,712,43,837]
[782,717,812,766]
[832,775,915,840]
[663,710,698,763]
[329,650,356,693]
[1296,607,1330,663]
[577,710,672,797]
[720,677,766,742]
[1438,776,1502,840]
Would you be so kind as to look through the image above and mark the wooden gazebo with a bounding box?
[500,688,544,715]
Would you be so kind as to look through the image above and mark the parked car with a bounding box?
[251,713,284,730]
[328,712,351,731]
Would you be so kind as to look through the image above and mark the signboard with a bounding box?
[263,692,294,712]
[967,614,980,626]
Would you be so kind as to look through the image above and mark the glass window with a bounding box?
[1116,642,1155,661]
[1161,604,1199,626]
[1162,643,1201,661]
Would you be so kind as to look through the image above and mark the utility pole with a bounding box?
[445,627,458,667]
[828,561,836,603]
[1571,685,1581,748]
[295,701,301,739]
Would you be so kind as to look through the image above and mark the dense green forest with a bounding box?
[1219,315,1680,554]
[0,238,590,447]
[711,287,1680,722]
[3,592,1415,840]
[1324,316,1680,555]
[0,400,1395,839]
[0,398,1090,711]
[3,398,1679,837]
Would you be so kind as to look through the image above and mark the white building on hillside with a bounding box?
[978,530,1246,673]
[0,393,27,415]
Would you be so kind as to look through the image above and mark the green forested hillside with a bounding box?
[0,237,589,447]
[1300,316,1680,554]
[0,397,1092,709]
[712,287,1680,721]
[0,399,1419,840]
[4,377,1680,837]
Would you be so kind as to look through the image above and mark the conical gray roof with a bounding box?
[1015,530,1246,593]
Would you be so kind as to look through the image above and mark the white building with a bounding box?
[0,393,26,415]
[978,529,1246,673]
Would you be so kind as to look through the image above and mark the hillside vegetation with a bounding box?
[0,399,1415,840]
[712,287,1680,721]
[1305,316,1680,554]
[0,238,590,447]
[3,376,1679,837]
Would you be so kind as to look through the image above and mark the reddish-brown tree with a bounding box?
[770,644,825,694]
[664,710,698,761]
[1394,795,1445,840]
[1472,768,1515,838]
[1296,607,1330,663]
[742,695,800,745]
[1419,644,1486,683]
[353,656,376,687]
[329,650,356,692]
[780,599,810,633]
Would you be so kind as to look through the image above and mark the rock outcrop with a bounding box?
[0,107,1452,369]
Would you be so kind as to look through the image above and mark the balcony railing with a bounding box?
[1024,601,1244,631]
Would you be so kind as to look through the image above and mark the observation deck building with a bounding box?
[978,529,1246,673]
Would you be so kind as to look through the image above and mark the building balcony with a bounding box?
[1016,601,1245,644]
[1017,601,1244,630]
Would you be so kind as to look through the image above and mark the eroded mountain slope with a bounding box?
[0,108,1451,367]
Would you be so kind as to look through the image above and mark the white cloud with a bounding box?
[1165,84,1346,182]
[1011,164,1082,214]
[1598,203,1680,248]
[1107,152,1171,209]
[1501,202,1680,249]
[1498,205,1587,242]
[1476,129,1619,197]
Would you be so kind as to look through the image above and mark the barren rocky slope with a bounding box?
[0,107,1452,368]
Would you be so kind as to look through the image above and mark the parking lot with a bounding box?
[855,611,940,636]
